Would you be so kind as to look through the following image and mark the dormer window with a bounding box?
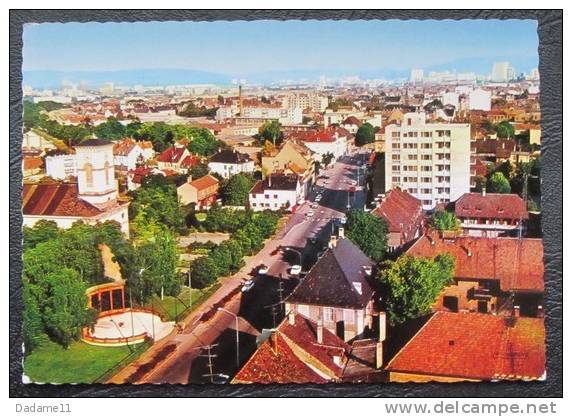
[353,282,363,295]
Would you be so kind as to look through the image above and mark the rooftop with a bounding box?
[455,192,529,221]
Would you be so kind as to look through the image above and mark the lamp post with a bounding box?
[217,308,240,370]
[188,262,193,311]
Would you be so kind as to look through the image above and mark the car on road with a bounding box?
[241,279,255,292]
[315,194,322,202]
[290,265,302,275]
[257,264,269,275]
[306,210,315,217]
[310,202,318,209]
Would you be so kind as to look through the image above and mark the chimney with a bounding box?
[316,318,323,344]
[537,305,544,318]
[268,173,272,187]
[513,305,521,318]
[338,226,345,239]
[288,309,295,325]
[376,312,387,369]
[482,187,486,197]
[328,235,337,249]
[187,175,193,183]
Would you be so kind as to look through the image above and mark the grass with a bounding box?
[23,338,135,384]
[145,283,221,322]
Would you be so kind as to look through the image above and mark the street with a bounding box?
[108,149,370,384]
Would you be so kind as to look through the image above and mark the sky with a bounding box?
[23,19,539,84]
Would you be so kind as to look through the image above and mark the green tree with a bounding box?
[187,129,221,156]
[259,120,283,146]
[94,117,126,140]
[430,211,460,231]
[346,210,388,262]
[23,220,61,251]
[190,256,219,289]
[488,172,511,194]
[189,163,209,180]
[220,173,256,206]
[495,120,515,139]
[377,254,455,325]
[22,280,46,352]
[355,122,376,146]
[42,269,96,348]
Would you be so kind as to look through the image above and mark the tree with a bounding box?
[23,220,61,250]
[41,269,96,348]
[495,120,515,139]
[355,122,376,147]
[190,256,219,289]
[346,210,388,262]
[22,280,45,352]
[488,172,511,194]
[189,163,209,180]
[94,117,126,140]
[377,254,455,325]
[220,173,256,206]
[321,152,335,167]
[259,120,283,146]
[187,129,221,156]
[430,211,460,231]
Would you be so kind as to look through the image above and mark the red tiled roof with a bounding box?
[232,313,350,384]
[371,188,424,240]
[299,126,351,143]
[157,146,187,163]
[129,166,153,184]
[455,193,528,221]
[189,174,219,191]
[386,311,545,381]
[180,154,200,169]
[23,157,43,171]
[342,116,362,126]
[406,234,544,292]
[22,183,103,218]
[113,138,138,156]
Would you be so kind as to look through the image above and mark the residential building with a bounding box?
[406,233,544,317]
[261,140,316,197]
[113,138,145,176]
[156,145,191,173]
[453,191,529,237]
[284,92,328,112]
[45,153,78,180]
[469,89,492,111]
[177,174,219,209]
[23,139,130,236]
[208,149,255,179]
[249,174,303,211]
[371,188,424,250]
[386,311,545,382]
[298,126,350,161]
[285,236,377,342]
[384,112,471,210]
[410,69,424,84]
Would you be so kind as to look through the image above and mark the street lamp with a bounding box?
[217,307,240,370]
[285,247,302,266]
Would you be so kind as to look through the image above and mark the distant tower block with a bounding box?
[75,139,118,207]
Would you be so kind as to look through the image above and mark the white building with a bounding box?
[23,139,130,236]
[299,128,350,161]
[45,153,77,180]
[442,92,459,108]
[284,92,328,112]
[491,62,515,83]
[468,89,492,111]
[384,112,471,210]
[249,174,304,212]
[23,130,57,152]
[216,105,303,125]
[410,69,424,84]
[208,149,255,179]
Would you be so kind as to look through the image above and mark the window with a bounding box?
[408,155,418,160]
[273,194,278,199]
[392,176,400,183]
[392,165,400,172]
[265,194,270,199]
[83,163,93,187]
[392,143,400,149]
[323,307,334,323]
[343,309,355,324]
[392,155,400,161]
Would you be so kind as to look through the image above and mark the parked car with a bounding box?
[315,194,322,202]
[310,202,318,209]
[290,265,302,275]
[242,280,255,292]
[306,210,315,217]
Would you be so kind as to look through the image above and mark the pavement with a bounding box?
[107,149,371,384]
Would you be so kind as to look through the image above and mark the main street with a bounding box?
[109,148,371,384]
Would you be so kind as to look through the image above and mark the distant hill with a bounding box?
[23,69,232,89]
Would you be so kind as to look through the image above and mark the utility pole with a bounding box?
[188,262,193,311]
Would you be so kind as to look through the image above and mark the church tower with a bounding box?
[75,139,118,207]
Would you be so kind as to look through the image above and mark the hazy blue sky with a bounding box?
[23,19,538,75]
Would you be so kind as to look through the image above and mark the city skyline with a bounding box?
[23,20,539,88]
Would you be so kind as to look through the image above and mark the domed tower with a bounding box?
[75,139,118,207]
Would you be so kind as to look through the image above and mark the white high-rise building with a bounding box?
[75,139,118,206]
[491,62,515,83]
[284,92,328,112]
[384,112,471,210]
[410,69,424,83]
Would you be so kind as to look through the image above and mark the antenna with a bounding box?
[195,343,219,383]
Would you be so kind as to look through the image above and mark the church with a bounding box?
[23,139,130,237]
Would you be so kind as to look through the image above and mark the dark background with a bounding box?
[9,9,563,398]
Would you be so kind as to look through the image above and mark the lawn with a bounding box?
[23,338,135,384]
[145,283,221,322]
